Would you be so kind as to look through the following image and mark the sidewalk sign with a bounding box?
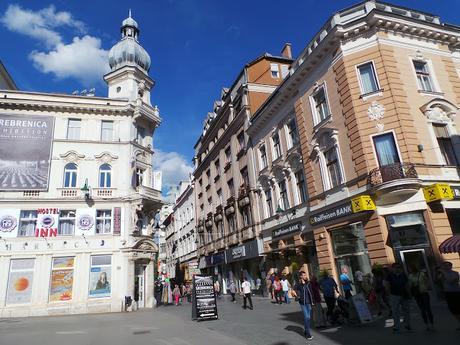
[351,293,373,324]
[192,275,218,321]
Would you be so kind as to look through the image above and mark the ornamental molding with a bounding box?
[94,151,119,163]
[420,98,458,122]
[59,150,85,162]
[367,101,385,132]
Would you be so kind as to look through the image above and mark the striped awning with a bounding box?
[439,235,460,254]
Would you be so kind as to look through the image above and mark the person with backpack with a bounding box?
[272,276,283,304]
[408,265,434,330]
[385,263,412,332]
[292,271,314,341]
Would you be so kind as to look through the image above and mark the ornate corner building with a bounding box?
[0,14,163,316]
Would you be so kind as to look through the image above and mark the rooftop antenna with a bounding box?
[129,9,132,17]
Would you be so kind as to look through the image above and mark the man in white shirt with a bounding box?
[242,277,253,310]
[281,276,291,304]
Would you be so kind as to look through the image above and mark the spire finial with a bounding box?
[129,9,132,18]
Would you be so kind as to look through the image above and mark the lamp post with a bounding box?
[81,178,91,200]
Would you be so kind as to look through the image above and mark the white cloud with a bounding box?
[30,36,109,84]
[1,4,108,85]
[153,150,193,190]
[1,4,85,48]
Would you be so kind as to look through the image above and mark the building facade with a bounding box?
[193,48,292,291]
[251,1,460,288]
[0,14,163,317]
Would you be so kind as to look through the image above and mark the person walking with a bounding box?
[355,270,364,294]
[339,267,353,299]
[242,277,253,310]
[437,261,460,330]
[372,268,391,316]
[214,279,221,299]
[311,276,326,328]
[228,279,237,303]
[292,271,314,341]
[408,265,434,330]
[319,272,339,324]
[273,276,283,304]
[281,275,291,304]
[154,280,163,307]
[385,263,412,332]
[172,284,181,306]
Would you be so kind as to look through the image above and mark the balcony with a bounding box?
[368,163,422,205]
[136,185,162,201]
[93,188,115,198]
[58,188,79,198]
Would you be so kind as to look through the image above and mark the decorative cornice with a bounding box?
[59,150,85,162]
[94,152,119,163]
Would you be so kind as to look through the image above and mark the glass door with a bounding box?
[399,249,432,284]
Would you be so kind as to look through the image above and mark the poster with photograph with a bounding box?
[49,257,74,302]
[6,259,35,305]
[193,275,218,321]
[0,114,55,191]
[89,266,112,297]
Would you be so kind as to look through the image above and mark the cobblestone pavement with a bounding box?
[0,295,458,345]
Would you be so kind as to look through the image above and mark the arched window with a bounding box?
[99,164,112,188]
[63,163,77,188]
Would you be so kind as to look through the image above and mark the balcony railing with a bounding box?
[368,163,418,187]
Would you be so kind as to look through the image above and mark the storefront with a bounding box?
[198,251,226,291]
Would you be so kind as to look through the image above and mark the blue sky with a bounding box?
[1,0,459,191]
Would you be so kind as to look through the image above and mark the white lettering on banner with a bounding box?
[309,204,353,226]
[231,246,246,259]
[272,222,301,238]
[35,208,59,238]
[0,119,48,128]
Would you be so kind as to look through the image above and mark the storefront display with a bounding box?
[6,258,35,305]
[89,255,112,298]
[49,257,74,302]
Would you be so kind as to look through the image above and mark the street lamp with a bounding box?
[81,178,91,200]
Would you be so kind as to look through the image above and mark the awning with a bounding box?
[439,235,460,254]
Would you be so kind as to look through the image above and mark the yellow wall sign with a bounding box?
[351,195,376,213]
[423,183,454,203]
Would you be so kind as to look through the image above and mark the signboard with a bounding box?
[0,114,54,191]
[351,293,373,324]
[113,207,122,235]
[225,239,262,263]
[423,183,454,203]
[452,186,460,199]
[309,203,353,226]
[75,208,96,236]
[351,195,376,213]
[6,258,35,305]
[36,208,59,237]
[0,209,20,238]
[272,222,301,239]
[193,275,218,321]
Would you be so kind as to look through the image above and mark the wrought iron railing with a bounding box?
[368,162,418,187]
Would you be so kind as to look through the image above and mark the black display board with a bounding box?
[192,275,218,321]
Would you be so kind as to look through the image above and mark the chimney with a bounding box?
[281,43,292,59]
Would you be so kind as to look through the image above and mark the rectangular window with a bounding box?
[287,119,299,148]
[373,133,400,166]
[279,179,289,210]
[215,159,221,175]
[413,60,434,92]
[228,215,236,233]
[240,167,249,187]
[225,147,231,164]
[96,210,112,234]
[6,258,35,305]
[260,145,268,169]
[228,178,235,196]
[358,62,379,94]
[433,124,458,165]
[325,147,342,188]
[49,257,74,302]
[67,119,81,140]
[270,63,279,78]
[237,132,245,151]
[206,169,211,184]
[89,255,112,298]
[281,64,289,78]
[135,168,144,187]
[295,170,308,204]
[18,210,37,237]
[242,207,252,227]
[101,120,114,141]
[217,188,223,204]
[58,210,76,235]
[265,189,273,218]
[272,133,281,160]
[137,126,146,145]
[313,88,329,123]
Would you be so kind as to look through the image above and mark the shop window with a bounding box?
[49,257,74,302]
[6,258,35,305]
[386,212,429,248]
[18,210,37,237]
[89,255,112,298]
[58,210,76,235]
[96,210,112,234]
[433,124,458,166]
[447,210,460,235]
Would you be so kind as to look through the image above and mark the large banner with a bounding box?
[0,114,54,191]
[193,275,218,321]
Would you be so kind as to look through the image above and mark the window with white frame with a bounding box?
[18,210,37,237]
[295,170,308,204]
[96,210,112,234]
[270,63,279,78]
[99,164,112,188]
[281,65,289,78]
[286,118,299,148]
[312,87,330,124]
[101,120,114,141]
[325,147,342,189]
[279,179,289,210]
[63,163,77,188]
[357,62,380,94]
[259,144,268,169]
[272,133,281,160]
[265,189,273,218]
[67,119,81,140]
[137,126,146,145]
[58,210,76,235]
[433,123,458,166]
[413,60,434,92]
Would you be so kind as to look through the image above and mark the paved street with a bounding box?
[1,295,458,345]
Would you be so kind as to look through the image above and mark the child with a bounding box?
[172,284,181,306]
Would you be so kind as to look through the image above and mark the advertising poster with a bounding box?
[193,275,218,321]
[0,209,20,238]
[0,114,55,191]
[6,259,35,305]
[75,208,96,236]
[352,293,373,324]
[49,257,74,302]
[89,266,112,298]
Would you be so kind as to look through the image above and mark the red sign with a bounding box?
[113,207,121,235]
[35,208,59,237]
